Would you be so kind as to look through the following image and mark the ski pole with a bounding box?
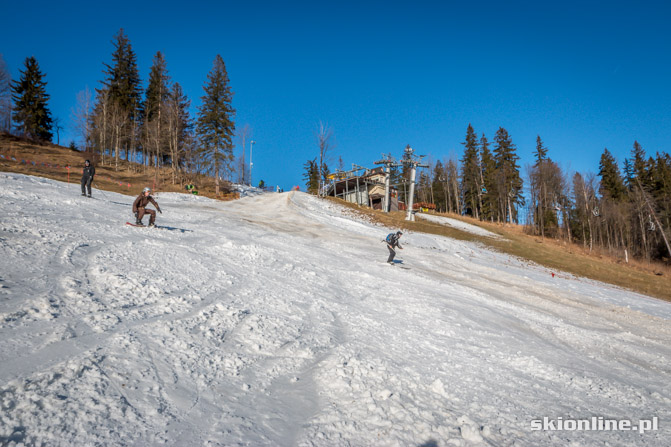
[93,183,109,200]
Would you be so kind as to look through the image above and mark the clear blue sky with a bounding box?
[2,0,670,191]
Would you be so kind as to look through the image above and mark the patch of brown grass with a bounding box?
[0,133,238,200]
[326,196,671,302]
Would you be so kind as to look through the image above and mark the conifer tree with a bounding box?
[144,51,171,169]
[530,136,549,236]
[533,135,548,166]
[652,152,671,235]
[479,133,496,221]
[303,158,319,194]
[623,158,634,189]
[11,56,52,140]
[529,137,566,238]
[493,127,523,223]
[598,148,626,201]
[445,158,461,214]
[99,29,143,166]
[102,29,143,117]
[145,52,170,122]
[431,160,446,212]
[196,55,236,194]
[461,124,481,218]
[631,141,652,189]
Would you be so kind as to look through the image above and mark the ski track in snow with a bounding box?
[0,172,670,446]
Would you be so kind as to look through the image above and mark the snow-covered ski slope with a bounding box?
[416,213,501,239]
[1,172,670,447]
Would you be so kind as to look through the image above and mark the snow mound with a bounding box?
[230,182,265,197]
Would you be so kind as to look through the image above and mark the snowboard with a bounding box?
[126,222,166,230]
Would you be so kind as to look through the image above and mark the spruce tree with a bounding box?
[598,148,626,201]
[461,124,481,218]
[99,29,143,165]
[303,158,319,194]
[652,152,671,233]
[531,136,549,236]
[11,56,53,140]
[144,51,171,167]
[623,158,634,189]
[196,54,236,194]
[432,160,447,212]
[533,135,547,166]
[445,158,461,213]
[145,52,170,122]
[631,141,652,189]
[493,127,523,223]
[480,133,496,221]
[102,29,143,116]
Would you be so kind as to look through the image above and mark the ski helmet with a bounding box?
[143,187,151,193]
[397,231,403,236]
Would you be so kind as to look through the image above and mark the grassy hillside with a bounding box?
[0,133,238,199]
[327,197,671,302]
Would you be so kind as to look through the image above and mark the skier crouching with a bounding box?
[133,187,162,227]
[386,231,403,264]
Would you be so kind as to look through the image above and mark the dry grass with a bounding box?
[0,133,239,200]
[326,197,671,302]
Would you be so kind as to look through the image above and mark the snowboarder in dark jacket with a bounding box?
[81,160,95,197]
[386,231,403,264]
[132,187,162,227]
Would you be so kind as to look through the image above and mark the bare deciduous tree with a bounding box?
[0,54,11,132]
[71,87,93,152]
[316,121,334,196]
[238,123,252,185]
[53,116,63,145]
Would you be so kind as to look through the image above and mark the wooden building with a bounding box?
[326,166,401,211]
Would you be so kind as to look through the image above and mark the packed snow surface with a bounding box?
[1,172,670,446]
[416,213,502,239]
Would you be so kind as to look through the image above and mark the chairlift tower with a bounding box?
[400,145,429,221]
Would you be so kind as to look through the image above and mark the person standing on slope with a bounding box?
[386,231,403,264]
[133,187,162,227]
[81,159,95,197]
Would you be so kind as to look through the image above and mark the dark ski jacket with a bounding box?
[133,194,161,213]
[387,234,402,249]
[82,164,95,179]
